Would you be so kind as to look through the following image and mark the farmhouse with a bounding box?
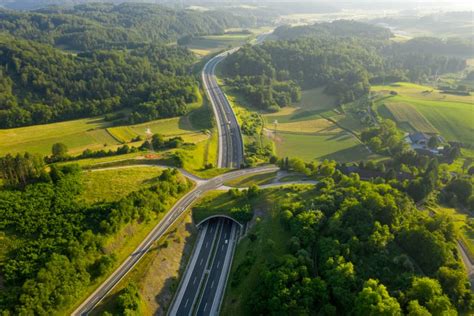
[404,132,445,154]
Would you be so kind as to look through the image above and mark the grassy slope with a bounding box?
[80,167,164,204]
[372,82,474,146]
[91,212,197,315]
[224,171,278,187]
[430,206,474,262]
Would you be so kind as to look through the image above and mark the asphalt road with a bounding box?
[195,219,234,316]
[72,165,278,316]
[202,51,244,169]
[174,219,220,315]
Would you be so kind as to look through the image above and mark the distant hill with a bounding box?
[0,3,263,51]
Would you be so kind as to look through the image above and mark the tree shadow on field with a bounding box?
[318,144,369,163]
[154,222,198,315]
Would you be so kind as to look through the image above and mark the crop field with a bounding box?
[383,102,438,133]
[268,130,371,162]
[373,82,474,146]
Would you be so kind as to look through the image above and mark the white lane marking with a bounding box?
[184,298,189,308]
[221,244,224,250]
[199,258,204,266]
[217,261,220,269]
[205,241,209,248]
[210,280,214,289]
[193,276,197,285]
[204,302,208,311]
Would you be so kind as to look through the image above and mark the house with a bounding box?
[404,132,445,155]
[405,132,430,147]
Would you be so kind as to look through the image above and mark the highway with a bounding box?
[72,165,278,315]
[202,50,244,169]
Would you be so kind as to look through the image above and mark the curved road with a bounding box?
[202,49,244,169]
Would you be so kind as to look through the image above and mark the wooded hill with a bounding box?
[221,21,467,111]
[0,3,263,51]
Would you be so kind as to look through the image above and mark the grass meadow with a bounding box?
[372,82,474,146]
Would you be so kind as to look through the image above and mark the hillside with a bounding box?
[0,33,198,128]
[0,3,262,51]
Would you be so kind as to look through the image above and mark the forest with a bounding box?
[0,34,198,128]
[0,158,191,314]
[221,21,467,110]
[240,170,473,315]
[0,3,263,51]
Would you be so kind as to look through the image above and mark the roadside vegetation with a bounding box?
[90,212,197,315]
[0,160,192,314]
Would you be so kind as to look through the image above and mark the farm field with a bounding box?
[0,116,120,156]
[187,27,272,57]
[187,33,252,56]
[383,102,438,133]
[268,130,371,162]
[372,82,474,145]
[220,84,371,163]
[0,91,211,156]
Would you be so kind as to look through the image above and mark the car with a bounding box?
[225,239,228,244]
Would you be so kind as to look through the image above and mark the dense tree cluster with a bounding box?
[222,21,467,108]
[0,3,262,51]
[0,152,47,187]
[0,34,197,128]
[0,163,190,314]
[273,20,393,41]
[246,172,472,314]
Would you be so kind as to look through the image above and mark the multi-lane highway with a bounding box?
[75,31,274,315]
[202,50,244,169]
[73,165,278,315]
[169,218,238,316]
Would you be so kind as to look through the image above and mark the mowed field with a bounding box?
[261,88,371,162]
[373,82,474,145]
[0,117,120,156]
[188,34,250,56]
[0,91,210,156]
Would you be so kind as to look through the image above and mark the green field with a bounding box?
[187,34,252,56]
[373,82,474,146]
[383,102,438,134]
[270,131,371,162]
[0,116,120,156]
[0,90,211,157]
[224,171,278,187]
[263,87,338,124]
[80,166,164,204]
